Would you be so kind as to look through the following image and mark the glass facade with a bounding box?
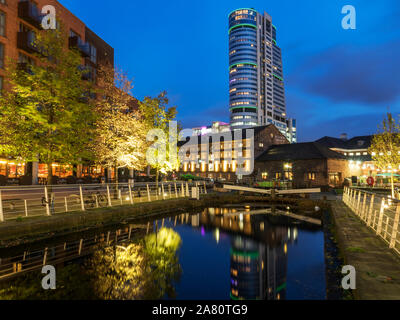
[229,8,297,143]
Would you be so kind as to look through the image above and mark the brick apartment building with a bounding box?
[0,0,115,184]
[178,124,289,182]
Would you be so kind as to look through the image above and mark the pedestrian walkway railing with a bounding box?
[343,186,400,255]
[0,181,211,222]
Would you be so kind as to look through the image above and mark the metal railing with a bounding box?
[0,224,150,281]
[343,186,400,255]
[0,181,211,222]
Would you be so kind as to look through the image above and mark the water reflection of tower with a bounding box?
[230,225,289,300]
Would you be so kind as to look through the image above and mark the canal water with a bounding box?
[0,206,326,300]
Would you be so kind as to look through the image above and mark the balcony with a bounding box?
[78,65,94,81]
[18,1,44,30]
[17,31,39,54]
[69,36,90,58]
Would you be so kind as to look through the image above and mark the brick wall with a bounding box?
[256,158,351,188]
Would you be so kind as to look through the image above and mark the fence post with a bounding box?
[128,225,132,239]
[348,188,352,208]
[79,185,85,211]
[376,199,386,235]
[24,200,28,217]
[186,182,189,197]
[147,184,151,202]
[174,182,178,198]
[361,193,367,220]
[389,203,400,248]
[128,183,134,204]
[95,194,99,208]
[356,191,361,215]
[43,248,48,266]
[78,239,83,255]
[0,191,3,222]
[44,186,51,216]
[181,183,185,197]
[162,183,165,200]
[106,184,112,207]
[367,194,375,226]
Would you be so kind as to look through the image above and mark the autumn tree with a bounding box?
[0,27,97,185]
[93,64,149,183]
[139,92,179,190]
[368,113,400,198]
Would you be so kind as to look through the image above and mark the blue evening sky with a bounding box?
[59,0,400,142]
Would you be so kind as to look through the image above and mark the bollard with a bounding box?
[181,183,185,197]
[65,197,68,212]
[95,194,99,208]
[169,184,172,198]
[174,182,178,198]
[186,182,190,197]
[162,183,165,200]
[119,189,123,205]
[204,181,207,194]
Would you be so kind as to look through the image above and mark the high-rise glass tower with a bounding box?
[228,8,296,143]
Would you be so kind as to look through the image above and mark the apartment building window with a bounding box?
[0,42,4,69]
[0,11,5,37]
[89,43,97,64]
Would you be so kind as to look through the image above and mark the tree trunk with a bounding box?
[115,164,119,185]
[114,164,119,199]
[47,163,53,186]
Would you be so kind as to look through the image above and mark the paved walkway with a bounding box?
[331,200,400,299]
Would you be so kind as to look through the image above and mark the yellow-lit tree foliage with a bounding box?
[368,113,400,198]
[93,64,149,182]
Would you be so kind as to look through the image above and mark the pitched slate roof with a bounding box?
[256,142,347,162]
[316,135,372,150]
